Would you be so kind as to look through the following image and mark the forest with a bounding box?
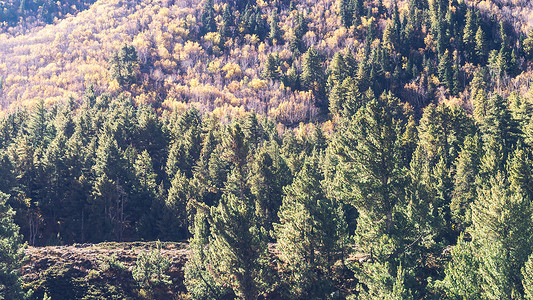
[1,0,533,298]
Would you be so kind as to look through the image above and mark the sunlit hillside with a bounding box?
[1,0,532,123]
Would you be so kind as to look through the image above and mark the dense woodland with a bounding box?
[2,0,533,298]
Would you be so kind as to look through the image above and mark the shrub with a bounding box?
[132,241,171,288]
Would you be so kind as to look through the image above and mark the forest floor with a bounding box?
[20,242,190,299]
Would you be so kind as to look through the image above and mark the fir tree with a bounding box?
[450,134,482,231]
[438,49,453,91]
[339,0,353,27]
[262,53,280,81]
[268,9,282,43]
[274,153,342,297]
[200,0,216,35]
[333,92,406,257]
[301,47,327,110]
[475,26,487,64]
[0,192,24,300]
[208,124,271,299]
[523,253,533,300]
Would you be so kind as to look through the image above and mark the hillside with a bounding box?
[1,0,533,122]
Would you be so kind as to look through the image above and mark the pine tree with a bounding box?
[184,210,232,299]
[109,44,139,88]
[383,21,397,52]
[475,26,487,64]
[339,0,353,27]
[0,192,24,300]
[28,99,51,147]
[508,146,533,200]
[289,12,307,55]
[274,153,341,297]
[262,53,280,81]
[283,61,299,90]
[463,9,476,60]
[208,124,270,299]
[327,52,346,88]
[480,94,521,162]
[333,92,406,257]
[450,134,482,231]
[329,82,345,117]
[438,49,453,91]
[470,175,533,298]
[471,68,489,124]
[523,28,533,59]
[437,234,482,298]
[200,0,216,35]
[220,4,234,39]
[352,0,363,25]
[523,253,533,300]
[250,144,290,231]
[340,49,355,78]
[268,9,282,43]
[301,47,327,110]
[91,132,131,241]
[133,150,158,239]
[452,50,462,95]
[340,76,363,118]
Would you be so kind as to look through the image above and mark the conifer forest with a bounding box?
[2,0,533,298]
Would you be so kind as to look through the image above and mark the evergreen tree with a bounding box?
[133,150,158,238]
[250,144,290,231]
[91,131,131,241]
[262,53,280,81]
[301,47,327,110]
[438,49,453,91]
[220,4,234,39]
[470,175,533,297]
[200,0,216,35]
[463,10,476,58]
[184,210,233,299]
[268,9,282,43]
[352,0,363,25]
[0,192,24,300]
[339,0,353,28]
[471,68,489,124]
[274,153,342,297]
[523,253,533,300]
[480,94,521,163]
[450,134,482,231]
[452,50,462,95]
[109,44,139,89]
[333,92,406,257]
[327,52,346,88]
[523,28,533,59]
[28,99,51,147]
[437,234,482,298]
[208,124,271,299]
[475,26,487,64]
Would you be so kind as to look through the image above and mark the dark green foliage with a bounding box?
[268,9,283,43]
[0,192,24,300]
[262,53,280,80]
[302,47,327,110]
[200,0,216,35]
[274,153,343,297]
[132,241,171,288]
[109,44,139,88]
